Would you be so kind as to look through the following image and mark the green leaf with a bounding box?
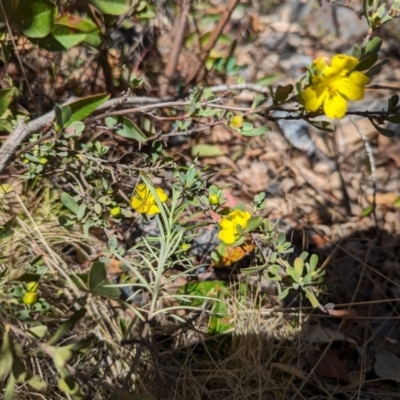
[88,0,132,15]
[55,105,71,129]
[278,287,290,300]
[307,119,335,132]
[53,346,73,369]
[60,192,80,215]
[364,36,382,53]
[105,116,147,142]
[50,25,87,49]
[287,266,301,283]
[239,125,271,137]
[388,94,399,112]
[77,204,86,221]
[191,144,225,158]
[355,52,378,71]
[60,93,109,127]
[388,114,400,123]
[27,375,47,390]
[4,374,15,400]
[366,59,389,78]
[58,375,80,395]
[0,326,13,379]
[274,84,293,103]
[27,325,48,339]
[88,261,121,299]
[369,118,395,137]
[48,308,86,345]
[208,290,230,334]
[243,216,263,233]
[349,44,362,59]
[309,254,319,271]
[0,88,15,118]
[360,204,374,217]
[178,281,227,308]
[55,13,98,33]
[256,74,280,86]
[305,289,320,308]
[15,0,57,38]
[294,257,304,277]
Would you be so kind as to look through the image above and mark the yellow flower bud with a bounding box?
[26,281,39,292]
[209,194,220,205]
[230,115,243,129]
[181,243,190,251]
[39,157,48,165]
[110,206,122,217]
[22,292,38,305]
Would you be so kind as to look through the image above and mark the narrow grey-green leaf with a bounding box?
[61,93,109,127]
[27,375,47,390]
[60,192,80,215]
[77,204,86,221]
[88,261,121,299]
[239,125,271,137]
[191,144,225,158]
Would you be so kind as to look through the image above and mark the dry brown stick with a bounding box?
[0,118,27,175]
[160,0,191,97]
[184,0,239,87]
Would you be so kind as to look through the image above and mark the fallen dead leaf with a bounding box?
[307,348,350,383]
[271,362,307,380]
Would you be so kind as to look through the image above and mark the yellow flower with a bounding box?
[218,209,252,245]
[131,183,167,216]
[300,54,370,119]
[181,243,191,251]
[230,115,243,129]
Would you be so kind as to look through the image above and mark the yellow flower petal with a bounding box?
[323,93,348,119]
[135,183,148,199]
[218,226,236,244]
[330,54,358,74]
[147,204,161,215]
[155,187,168,202]
[131,183,167,215]
[312,57,327,74]
[336,71,370,101]
[300,86,328,112]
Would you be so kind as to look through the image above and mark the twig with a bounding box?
[0,87,394,175]
[160,0,191,97]
[184,0,239,87]
[0,96,172,175]
[366,84,400,91]
[350,117,378,231]
[0,118,27,175]
[209,83,270,94]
